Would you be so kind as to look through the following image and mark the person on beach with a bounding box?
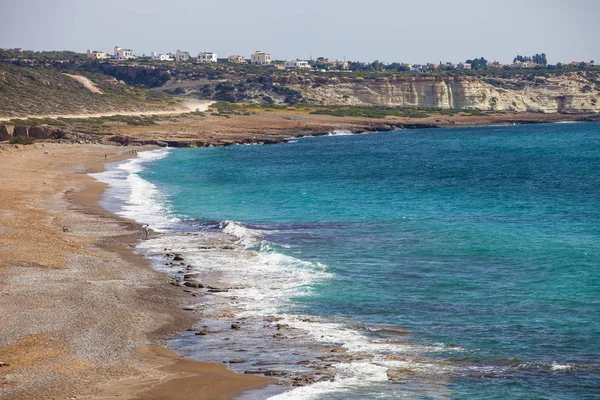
[143,224,149,239]
[62,225,70,233]
[104,154,107,160]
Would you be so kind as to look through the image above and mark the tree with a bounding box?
[467,57,488,70]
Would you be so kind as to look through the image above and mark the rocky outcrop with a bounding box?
[13,126,29,137]
[295,73,600,113]
[28,126,60,139]
[0,125,14,141]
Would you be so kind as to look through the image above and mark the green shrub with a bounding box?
[9,136,36,145]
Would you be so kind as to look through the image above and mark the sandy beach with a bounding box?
[0,143,273,399]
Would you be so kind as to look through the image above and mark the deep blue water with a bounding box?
[139,123,600,399]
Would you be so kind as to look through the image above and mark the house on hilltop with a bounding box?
[198,52,217,63]
[251,51,271,65]
[228,55,246,63]
[87,49,110,60]
[175,50,190,62]
[284,60,311,70]
[113,46,135,60]
[151,52,174,61]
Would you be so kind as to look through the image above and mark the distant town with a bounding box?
[86,47,594,72]
[0,45,596,73]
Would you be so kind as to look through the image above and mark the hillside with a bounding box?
[2,58,599,119]
[148,66,600,113]
[0,63,180,118]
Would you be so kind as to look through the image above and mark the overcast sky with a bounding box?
[1,0,598,64]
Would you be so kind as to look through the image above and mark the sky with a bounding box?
[1,0,598,64]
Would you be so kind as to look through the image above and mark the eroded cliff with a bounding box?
[294,73,600,113]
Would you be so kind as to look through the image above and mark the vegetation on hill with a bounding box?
[0,63,179,117]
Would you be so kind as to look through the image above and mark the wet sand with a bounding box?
[0,143,273,399]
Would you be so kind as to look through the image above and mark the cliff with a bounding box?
[294,73,600,113]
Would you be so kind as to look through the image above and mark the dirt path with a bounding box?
[64,73,104,94]
[0,101,213,122]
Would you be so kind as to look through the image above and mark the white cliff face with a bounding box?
[297,73,600,113]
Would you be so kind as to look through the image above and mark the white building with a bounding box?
[198,52,217,63]
[151,52,174,61]
[285,60,311,70]
[113,46,135,60]
[251,51,271,65]
[175,49,190,62]
[87,49,110,60]
[228,55,246,63]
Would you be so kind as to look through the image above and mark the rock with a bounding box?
[244,370,266,375]
[183,273,197,281]
[173,255,184,261]
[0,125,14,141]
[13,126,29,137]
[109,135,130,145]
[195,330,208,335]
[207,288,228,293]
[0,362,9,367]
[29,126,59,139]
[183,280,204,288]
[229,359,247,364]
[231,323,241,330]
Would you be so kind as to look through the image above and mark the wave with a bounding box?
[90,148,179,231]
[328,129,354,136]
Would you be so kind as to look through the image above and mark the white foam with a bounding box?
[90,148,179,231]
[328,129,354,136]
[550,363,574,371]
[268,362,388,399]
[220,220,263,248]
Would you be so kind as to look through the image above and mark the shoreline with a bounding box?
[3,108,599,149]
[0,143,274,399]
[76,110,600,148]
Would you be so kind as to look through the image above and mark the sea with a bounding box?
[92,122,600,399]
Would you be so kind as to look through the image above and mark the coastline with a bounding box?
[0,143,273,399]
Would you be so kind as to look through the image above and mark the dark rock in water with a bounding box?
[183,280,204,288]
[207,288,228,293]
[173,255,184,261]
[195,330,208,335]
[273,333,286,339]
[231,323,241,330]
[229,359,247,364]
[244,370,266,375]
[183,274,197,281]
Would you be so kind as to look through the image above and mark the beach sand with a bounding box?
[0,143,273,399]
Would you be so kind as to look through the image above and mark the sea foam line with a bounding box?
[90,148,179,231]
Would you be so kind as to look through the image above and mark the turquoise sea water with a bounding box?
[102,122,600,399]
